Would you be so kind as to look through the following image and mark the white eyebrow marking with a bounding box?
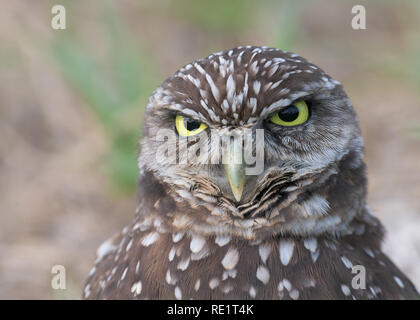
[260,99,291,118]
[177,108,200,119]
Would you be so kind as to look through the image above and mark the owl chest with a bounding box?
[91,225,417,300]
[123,230,349,300]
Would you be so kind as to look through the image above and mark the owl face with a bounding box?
[139,46,364,236]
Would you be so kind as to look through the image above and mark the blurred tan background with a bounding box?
[0,0,419,299]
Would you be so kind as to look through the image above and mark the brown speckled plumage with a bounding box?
[84,46,419,300]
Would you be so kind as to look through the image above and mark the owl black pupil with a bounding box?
[185,118,201,131]
[279,106,299,122]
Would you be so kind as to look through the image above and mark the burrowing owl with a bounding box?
[84,46,419,300]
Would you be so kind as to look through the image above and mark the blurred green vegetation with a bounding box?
[50,0,420,194]
[52,5,158,192]
[166,0,257,31]
[268,2,300,52]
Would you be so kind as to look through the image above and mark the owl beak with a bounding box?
[223,143,245,203]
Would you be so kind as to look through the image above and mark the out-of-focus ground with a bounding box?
[0,0,419,299]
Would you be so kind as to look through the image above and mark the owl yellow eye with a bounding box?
[270,101,310,126]
[175,115,208,137]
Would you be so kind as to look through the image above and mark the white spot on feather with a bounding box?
[174,286,182,300]
[270,80,283,90]
[125,239,133,252]
[341,256,353,269]
[84,284,91,298]
[311,249,320,263]
[249,61,259,75]
[215,235,231,247]
[194,279,201,291]
[191,247,210,261]
[222,284,233,294]
[248,97,257,113]
[89,267,96,277]
[221,247,239,270]
[268,64,279,77]
[222,269,237,280]
[194,63,206,75]
[168,247,176,261]
[166,269,177,285]
[141,232,159,247]
[187,74,200,88]
[209,278,220,289]
[258,243,272,264]
[394,276,404,288]
[249,286,257,298]
[341,284,351,296]
[172,232,184,243]
[364,248,375,258]
[279,239,294,266]
[131,281,142,296]
[278,278,292,291]
[121,267,128,281]
[177,257,190,271]
[253,81,261,95]
[96,238,117,261]
[226,75,236,103]
[303,237,318,253]
[289,289,299,300]
[256,265,270,285]
[190,234,206,253]
[206,73,220,103]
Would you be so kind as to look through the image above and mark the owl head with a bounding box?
[138,46,366,239]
